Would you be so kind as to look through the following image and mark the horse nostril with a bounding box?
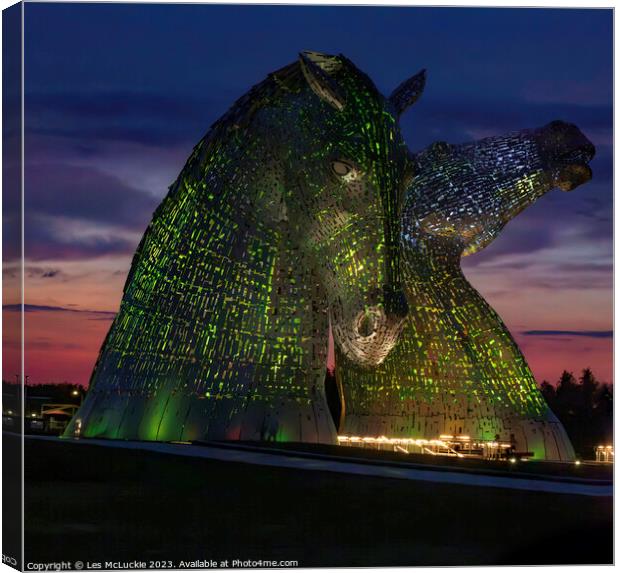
[357,312,377,337]
[356,309,382,338]
[583,142,596,162]
[383,285,409,319]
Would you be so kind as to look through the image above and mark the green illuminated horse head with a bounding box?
[276,51,415,366]
[65,52,424,444]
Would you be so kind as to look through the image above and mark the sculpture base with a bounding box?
[340,410,575,461]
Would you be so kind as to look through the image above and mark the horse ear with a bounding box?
[299,51,346,111]
[389,69,426,117]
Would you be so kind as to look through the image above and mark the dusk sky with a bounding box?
[4,4,612,387]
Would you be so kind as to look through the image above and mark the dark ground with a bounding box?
[15,434,613,567]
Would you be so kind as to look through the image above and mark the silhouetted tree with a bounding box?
[593,381,613,447]
[540,368,612,459]
[540,380,556,405]
[598,383,613,416]
[555,370,578,413]
[578,368,598,417]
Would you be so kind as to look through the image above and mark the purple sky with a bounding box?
[3,4,612,386]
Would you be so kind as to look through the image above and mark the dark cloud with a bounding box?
[26,339,85,351]
[462,180,612,272]
[3,304,116,317]
[0,162,157,261]
[403,97,612,154]
[26,90,229,147]
[466,258,612,292]
[462,222,556,267]
[24,163,158,228]
[21,267,65,279]
[18,224,138,262]
[26,87,613,166]
[27,90,208,120]
[522,330,612,339]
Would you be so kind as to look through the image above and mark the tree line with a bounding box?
[540,368,612,459]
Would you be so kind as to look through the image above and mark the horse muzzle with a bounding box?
[538,121,596,192]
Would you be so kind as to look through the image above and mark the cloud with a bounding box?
[521,77,612,107]
[461,179,612,273]
[1,160,157,261]
[24,163,158,228]
[16,267,67,279]
[10,217,141,262]
[3,303,116,317]
[26,339,86,351]
[522,330,613,339]
[403,96,612,153]
[465,224,556,265]
[25,90,227,146]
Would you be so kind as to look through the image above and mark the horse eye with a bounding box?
[331,160,353,177]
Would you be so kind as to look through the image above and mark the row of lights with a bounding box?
[337,434,514,450]
[337,434,518,460]
[338,435,450,446]
[337,434,589,466]
[4,411,38,418]
[4,389,82,418]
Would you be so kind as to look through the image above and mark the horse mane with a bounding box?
[171,54,381,187]
[172,61,306,186]
[122,61,306,296]
[214,62,304,133]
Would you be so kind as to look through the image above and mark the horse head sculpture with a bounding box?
[66,52,425,444]
[411,120,595,255]
[336,118,595,461]
[280,52,420,367]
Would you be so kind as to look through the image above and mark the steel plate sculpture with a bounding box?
[65,52,426,443]
[66,53,594,460]
[336,120,595,460]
